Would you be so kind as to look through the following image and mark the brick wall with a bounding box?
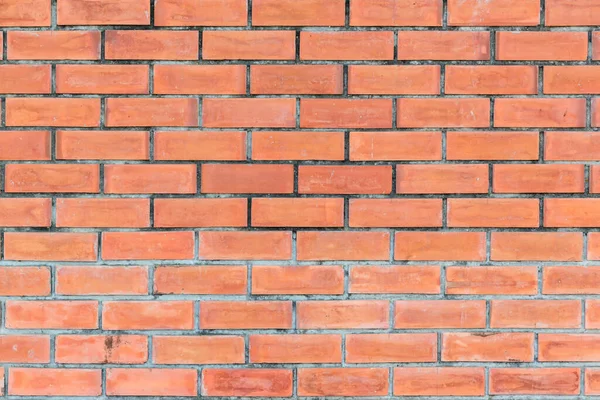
[1,0,600,397]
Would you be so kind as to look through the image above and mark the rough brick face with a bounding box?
[0,0,599,398]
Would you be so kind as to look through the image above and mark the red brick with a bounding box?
[0,65,51,93]
[6,98,100,127]
[7,31,100,60]
[155,130,246,161]
[203,30,295,60]
[57,0,150,25]
[250,335,342,363]
[447,266,538,295]
[496,31,588,60]
[202,369,292,397]
[298,166,392,194]
[447,198,540,227]
[495,98,586,127]
[0,198,51,227]
[346,334,437,363]
[545,131,600,160]
[491,300,581,328]
[4,232,97,261]
[394,300,486,328]
[154,198,247,227]
[349,65,440,94]
[298,368,388,397]
[154,336,244,364]
[395,231,486,261]
[493,164,585,193]
[252,65,343,95]
[590,166,600,193]
[491,232,583,261]
[350,0,442,26]
[397,98,490,128]
[6,301,98,329]
[0,131,50,160]
[349,265,440,294]
[253,0,345,26]
[104,164,197,194]
[202,164,293,194]
[539,334,600,361]
[447,131,539,160]
[397,31,490,60]
[394,368,485,396]
[587,369,600,394]
[56,335,147,364]
[252,265,344,295]
[106,369,197,396]
[102,232,195,260]
[301,99,393,128]
[252,198,343,228]
[106,98,198,127]
[103,301,194,330]
[350,131,442,161]
[204,98,296,128]
[154,65,245,95]
[545,66,600,94]
[8,368,101,396]
[200,301,292,329]
[105,30,198,60]
[155,0,247,26]
[442,333,534,362]
[154,265,247,295]
[546,0,600,25]
[301,31,394,60]
[587,300,600,328]
[252,131,345,161]
[545,199,600,227]
[544,266,600,294]
[56,130,149,160]
[297,300,389,329]
[446,65,538,94]
[56,266,148,295]
[0,267,50,296]
[448,0,540,26]
[199,231,292,260]
[586,232,600,260]
[56,198,149,228]
[490,368,580,395]
[297,231,390,261]
[0,335,49,363]
[350,199,442,227]
[0,0,50,26]
[56,65,148,94]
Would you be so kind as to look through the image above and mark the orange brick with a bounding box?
[106,98,198,127]
[297,300,389,329]
[202,164,293,194]
[588,369,600,395]
[495,98,586,127]
[56,130,149,160]
[395,300,486,329]
[350,199,442,227]
[6,98,100,127]
[154,198,247,227]
[0,65,51,93]
[545,199,600,227]
[592,99,600,126]
[591,166,600,192]
[154,265,247,295]
[539,334,600,361]
[199,231,292,260]
[250,335,342,363]
[442,333,534,362]
[297,231,390,261]
[397,31,490,60]
[300,31,394,60]
[446,66,538,94]
[394,368,485,396]
[299,165,392,194]
[346,333,437,363]
[398,98,490,128]
[4,232,97,261]
[496,31,588,60]
[56,65,148,94]
[105,30,198,60]
[349,65,440,94]
[0,198,51,227]
[154,336,244,364]
[56,198,149,228]
[103,301,194,330]
[202,369,292,397]
[252,265,344,295]
[200,301,292,329]
[154,65,245,94]
[298,368,388,397]
[395,232,485,261]
[301,99,393,128]
[55,335,147,364]
[0,131,50,160]
[203,98,296,128]
[490,368,580,395]
[104,164,197,194]
[252,65,342,95]
[350,0,442,26]
[155,130,246,161]
[448,0,540,25]
[102,232,195,260]
[7,31,100,60]
[447,266,538,295]
[56,266,148,295]
[106,369,197,397]
[8,368,101,396]
[0,0,50,26]
[253,0,345,26]
[545,66,600,94]
[447,131,539,160]
[0,266,50,296]
[544,266,600,294]
[491,300,581,328]
[0,335,49,363]
[586,232,600,259]
[57,0,149,25]
[447,198,540,227]
[203,30,295,60]
[252,198,343,228]
[493,164,585,193]
[546,0,600,25]
[252,131,344,161]
[350,131,442,161]
[4,164,100,193]
[492,232,583,261]
[6,301,98,329]
[155,0,247,26]
[545,131,600,160]
[349,265,440,294]
[587,300,600,328]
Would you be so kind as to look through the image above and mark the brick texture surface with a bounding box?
[0,0,599,398]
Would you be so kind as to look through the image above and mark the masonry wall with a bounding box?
[1,0,600,397]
